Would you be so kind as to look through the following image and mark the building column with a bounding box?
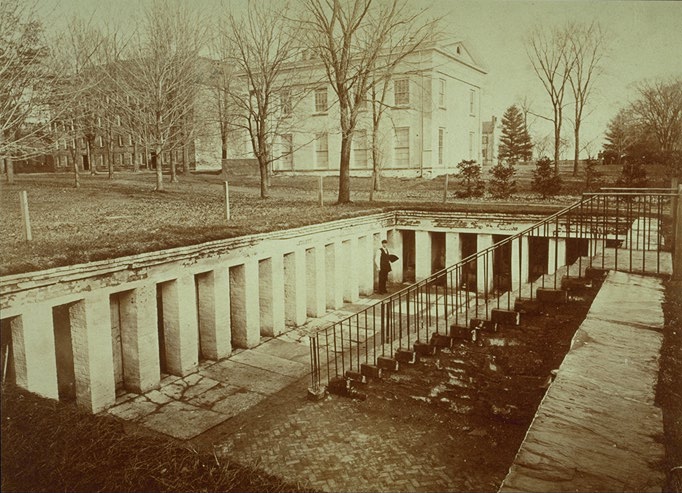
[445,232,462,268]
[69,295,116,412]
[387,229,403,283]
[306,246,327,317]
[325,242,344,310]
[161,275,199,376]
[357,236,374,296]
[259,255,286,337]
[11,305,59,399]
[476,234,495,293]
[548,238,568,274]
[343,238,359,302]
[196,268,232,360]
[415,230,432,281]
[229,260,261,348]
[284,250,307,326]
[511,236,530,288]
[119,284,160,393]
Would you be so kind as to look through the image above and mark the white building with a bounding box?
[217,38,487,178]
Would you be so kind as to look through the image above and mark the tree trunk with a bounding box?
[259,158,269,199]
[6,157,14,184]
[338,136,352,203]
[107,143,114,180]
[155,146,164,191]
[132,142,139,173]
[182,146,189,175]
[554,125,561,172]
[74,160,80,188]
[170,150,178,183]
[573,122,580,176]
[86,140,95,175]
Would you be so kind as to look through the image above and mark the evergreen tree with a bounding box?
[498,105,533,163]
[488,162,517,198]
[455,160,485,198]
[531,157,562,198]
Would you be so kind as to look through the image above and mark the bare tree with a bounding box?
[630,77,682,154]
[367,21,439,194]
[221,1,303,198]
[206,32,236,177]
[568,22,606,176]
[302,0,437,203]
[113,0,206,191]
[0,0,53,183]
[526,24,577,170]
[50,15,111,187]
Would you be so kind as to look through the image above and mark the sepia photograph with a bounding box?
[1,0,681,491]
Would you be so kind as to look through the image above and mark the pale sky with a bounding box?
[49,0,682,157]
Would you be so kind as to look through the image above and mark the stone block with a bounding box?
[536,288,568,304]
[561,276,591,291]
[376,356,399,371]
[450,325,473,341]
[430,333,454,348]
[345,370,367,384]
[327,376,350,396]
[394,349,417,364]
[514,298,541,314]
[470,318,501,331]
[490,309,520,326]
[413,341,437,356]
[585,266,609,280]
[360,363,382,379]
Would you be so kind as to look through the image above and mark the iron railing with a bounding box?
[309,188,678,392]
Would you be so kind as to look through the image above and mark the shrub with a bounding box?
[531,157,562,198]
[488,161,517,198]
[455,159,485,198]
[616,161,648,188]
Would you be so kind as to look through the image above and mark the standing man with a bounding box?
[375,239,391,294]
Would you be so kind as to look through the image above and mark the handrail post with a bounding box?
[674,183,682,280]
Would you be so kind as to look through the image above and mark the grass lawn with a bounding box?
[0,162,670,276]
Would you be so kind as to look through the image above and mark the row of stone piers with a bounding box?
[0,212,589,414]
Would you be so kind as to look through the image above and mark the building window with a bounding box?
[117,135,123,147]
[353,129,368,168]
[482,135,489,145]
[315,132,328,168]
[438,79,445,108]
[314,88,327,113]
[394,127,410,167]
[469,131,475,160]
[128,134,133,146]
[482,148,488,159]
[438,128,444,165]
[98,136,103,148]
[281,134,293,170]
[394,79,409,106]
[281,89,292,116]
[469,89,476,116]
[116,115,121,126]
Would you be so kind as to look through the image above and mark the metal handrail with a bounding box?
[309,189,676,391]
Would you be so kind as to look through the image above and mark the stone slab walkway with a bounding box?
[499,270,666,492]
[104,291,387,440]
